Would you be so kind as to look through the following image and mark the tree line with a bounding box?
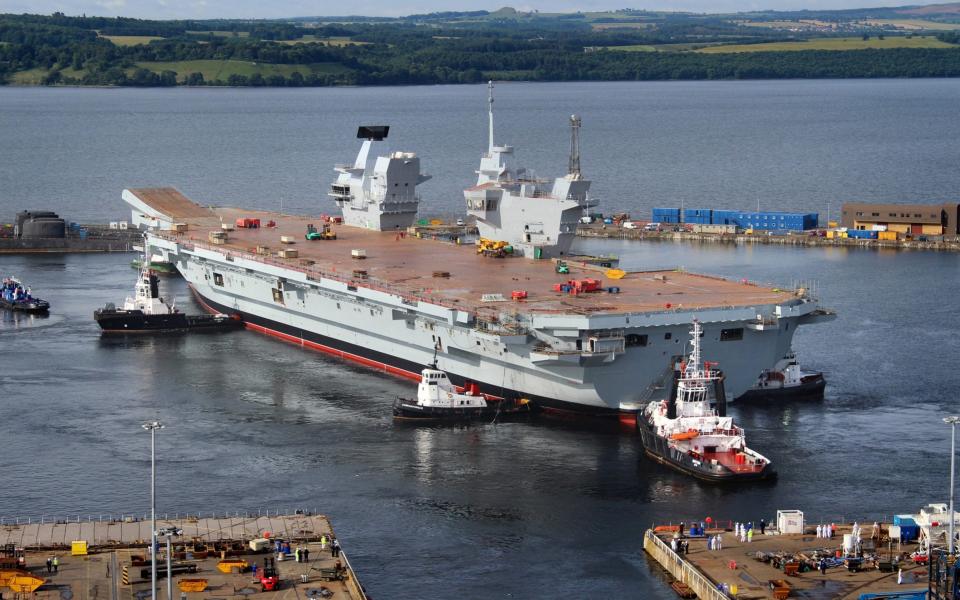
[2,12,960,87]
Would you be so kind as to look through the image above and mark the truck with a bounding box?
[305,223,336,241]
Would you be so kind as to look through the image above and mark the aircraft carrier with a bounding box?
[124,84,834,419]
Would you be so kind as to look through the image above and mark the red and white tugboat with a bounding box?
[393,345,531,423]
[638,320,776,482]
[736,352,826,402]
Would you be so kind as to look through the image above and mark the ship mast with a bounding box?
[568,114,581,179]
[487,80,495,154]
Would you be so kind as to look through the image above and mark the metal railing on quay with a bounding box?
[0,507,326,526]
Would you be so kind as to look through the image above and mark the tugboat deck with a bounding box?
[134,189,799,317]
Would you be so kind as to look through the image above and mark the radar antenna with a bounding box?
[487,80,495,153]
[568,114,582,179]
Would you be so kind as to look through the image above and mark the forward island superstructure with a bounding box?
[124,90,835,418]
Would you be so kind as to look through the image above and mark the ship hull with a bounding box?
[637,417,776,482]
[0,298,50,314]
[94,308,242,333]
[736,373,826,403]
[182,272,803,416]
[188,284,623,415]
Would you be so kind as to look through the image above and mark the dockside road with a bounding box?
[578,225,960,252]
[0,513,367,600]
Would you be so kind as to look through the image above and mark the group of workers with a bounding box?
[292,535,340,562]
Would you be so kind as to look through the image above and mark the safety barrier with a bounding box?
[643,530,729,600]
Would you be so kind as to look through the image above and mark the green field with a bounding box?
[698,35,954,53]
[9,66,89,84]
[601,44,657,52]
[101,35,164,46]
[862,19,960,30]
[135,60,349,81]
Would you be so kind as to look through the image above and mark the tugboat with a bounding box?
[393,345,531,423]
[638,320,776,482]
[736,352,826,402]
[0,277,50,313]
[94,267,242,333]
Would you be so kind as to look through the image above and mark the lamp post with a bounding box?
[945,416,959,557]
[158,527,183,600]
[142,421,164,600]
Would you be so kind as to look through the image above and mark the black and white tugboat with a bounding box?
[94,267,242,333]
[638,320,776,482]
[736,352,826,402]
[1,277,49,314]
[393,346,531,423]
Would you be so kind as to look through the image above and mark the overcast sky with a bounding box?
[0,0,901,19]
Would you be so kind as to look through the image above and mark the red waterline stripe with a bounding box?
[188,284,421,383]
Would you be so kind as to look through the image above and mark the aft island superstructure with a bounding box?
[125,88,834,418]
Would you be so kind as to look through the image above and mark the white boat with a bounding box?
[393,347,531,422]
[737,352,826,402]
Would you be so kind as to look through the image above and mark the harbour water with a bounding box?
[2,240,958,597]
[2,79,960,222]
[2,80,960,597]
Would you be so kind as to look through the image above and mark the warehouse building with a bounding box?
[841,202,960,236]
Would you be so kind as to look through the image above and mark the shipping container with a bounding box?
[878,231,898,241]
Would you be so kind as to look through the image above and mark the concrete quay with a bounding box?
[0,513,367,600]
[644,524,930,600]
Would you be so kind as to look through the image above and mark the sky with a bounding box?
[0,0,911,19]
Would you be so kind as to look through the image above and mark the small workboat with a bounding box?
[736,352,826,402]
[638,320,776,482]
[131,255,177,275]
[95,267,242,333]
[0,277,49,314]
[393,347,531,423]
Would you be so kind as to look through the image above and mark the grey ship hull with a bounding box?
[157,236,831,417]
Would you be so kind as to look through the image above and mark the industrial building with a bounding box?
[841,202,960,236]
[652,208,819,231]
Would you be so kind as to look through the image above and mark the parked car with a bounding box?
[643,222,661,232]
[622,221,638,230]
[456,218,465,226]
[579,216,593,224]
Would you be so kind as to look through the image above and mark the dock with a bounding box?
[643,524,930,600]
[0,225,140,254]
[577,225,960,253]
[0,513,367,600]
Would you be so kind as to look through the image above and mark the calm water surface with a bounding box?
[2,79,960,221]
[1,81,959,598]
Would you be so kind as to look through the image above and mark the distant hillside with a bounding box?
[1,7,959,87]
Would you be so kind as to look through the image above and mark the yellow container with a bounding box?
[71,540,88,556]
[922,224,943,235]
[178,579,209,592]
[825,230,835,239]
[878,231,898,241]
[838,231,848,239]
[216,559,248,574]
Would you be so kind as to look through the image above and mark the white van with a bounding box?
[622,221,638,230]
[643,222,661,232]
